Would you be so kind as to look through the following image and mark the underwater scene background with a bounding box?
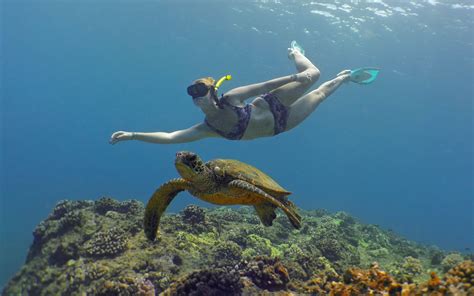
[1,0,473,292]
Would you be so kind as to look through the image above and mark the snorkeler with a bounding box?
[110,41,378,144]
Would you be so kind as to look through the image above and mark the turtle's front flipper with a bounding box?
[228,180,301,229]
[144,178,192,241]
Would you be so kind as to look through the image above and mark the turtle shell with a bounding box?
[207,159,291,196]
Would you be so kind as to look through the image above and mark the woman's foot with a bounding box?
[288,40,305,60]
[337,69,351,77]
[336,69,351,83]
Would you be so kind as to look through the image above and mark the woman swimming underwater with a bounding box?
[110,41,378,145]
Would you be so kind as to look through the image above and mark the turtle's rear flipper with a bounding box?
[280,198,302,229]
[229,180,301,229]
[286,205,301,229]
[254,203,277,226]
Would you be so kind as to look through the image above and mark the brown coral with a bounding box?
[342,263,402,294]
[97,276,155,296]
[444,260,474,294]
[181,205,206,225]
[241,256,290,291]
[162,266,242,296]
[297,261,474,295]
[298,262,401,295]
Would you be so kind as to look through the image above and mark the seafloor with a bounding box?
[2,197,472,295]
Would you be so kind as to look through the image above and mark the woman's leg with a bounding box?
[285,73,349,130]
[269,50,320,106]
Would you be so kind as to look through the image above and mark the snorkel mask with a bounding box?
[187,75,232,107]
[187,83,211,99]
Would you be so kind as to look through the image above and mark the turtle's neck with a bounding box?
[192,165,216,193]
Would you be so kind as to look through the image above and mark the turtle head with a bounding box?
[175,151,207,181]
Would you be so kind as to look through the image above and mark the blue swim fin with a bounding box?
[350,67,380,84]
[290,40,305,56]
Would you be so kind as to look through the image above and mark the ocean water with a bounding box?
[1,0,472,289]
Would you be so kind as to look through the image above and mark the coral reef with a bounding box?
[3,197,473,295]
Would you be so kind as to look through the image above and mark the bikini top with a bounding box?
[204,97,252,140]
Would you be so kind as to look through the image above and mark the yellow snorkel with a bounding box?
[212,74,232,109]
[214,74,232,92]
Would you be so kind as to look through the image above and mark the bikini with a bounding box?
[204,93,289,140]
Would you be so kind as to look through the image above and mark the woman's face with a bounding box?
[187,81,217,110]
[192,89,215,108]
[192,92,209,105]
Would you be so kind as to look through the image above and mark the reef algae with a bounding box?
[3,197,473,295]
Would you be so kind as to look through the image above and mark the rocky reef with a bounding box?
[3,197,472,295]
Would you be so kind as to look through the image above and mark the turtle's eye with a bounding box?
[187,155,201,171]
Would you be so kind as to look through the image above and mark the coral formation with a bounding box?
[94,196,121,214]
[390,256,424,283]
[3,197,473,295]
[293,261,474,295]
[441,252,465,271]
[444,260,474,294]
[84,227,128,258]
[50,200,92,219]
[162,266,242,296]
[241,256,290,291]
[97,276,155,296]
[178,205,210,234]
[212,241,242,267]
[28,200,89,262]
[181,205,206,225]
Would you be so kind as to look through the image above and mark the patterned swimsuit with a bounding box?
[204,93,289,140]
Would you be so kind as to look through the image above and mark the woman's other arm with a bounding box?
[110,123,218,145]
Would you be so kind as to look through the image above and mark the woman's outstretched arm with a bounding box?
[224,72,310,105]
[109,123,218,145]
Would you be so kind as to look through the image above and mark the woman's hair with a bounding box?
[193,77,224,109]
[193,77,215,86]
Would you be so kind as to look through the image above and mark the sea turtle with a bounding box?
[144,151,301,241]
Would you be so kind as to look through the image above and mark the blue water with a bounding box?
[1,0,473,288]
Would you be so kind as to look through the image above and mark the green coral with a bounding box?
[246,234,284,258]
[212,241,242,266]
[390,256,424,283]
[441,253,464,272]
[174,231,217,251]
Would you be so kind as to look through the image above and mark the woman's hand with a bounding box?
[109,131,134,144]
